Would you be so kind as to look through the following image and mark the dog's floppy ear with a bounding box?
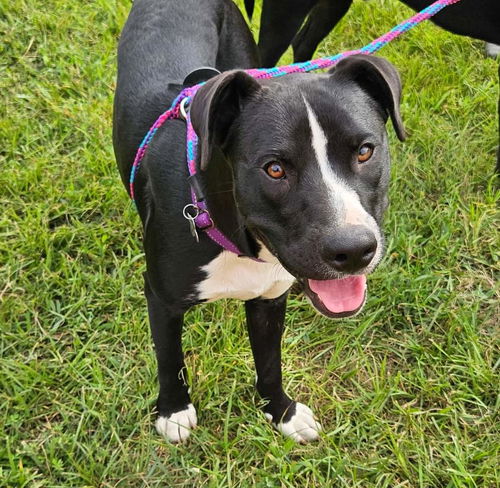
[190,70,261,170]
[330,54,406,141]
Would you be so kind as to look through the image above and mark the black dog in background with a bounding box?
[247,0,500,170]
[247,0,500,66]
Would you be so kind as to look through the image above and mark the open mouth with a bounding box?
[302,275,367,318]
[252,232,370,319]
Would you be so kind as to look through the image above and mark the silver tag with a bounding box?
[188,217,199,243]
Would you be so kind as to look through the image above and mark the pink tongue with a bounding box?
[308,275,367,314]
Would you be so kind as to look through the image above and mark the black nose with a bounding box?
[321,226,377,273]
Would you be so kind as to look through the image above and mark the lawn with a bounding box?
[1,0,498,486]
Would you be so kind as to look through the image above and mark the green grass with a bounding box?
[1,0,499,486]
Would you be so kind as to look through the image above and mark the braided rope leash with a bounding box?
[129,0,462,253]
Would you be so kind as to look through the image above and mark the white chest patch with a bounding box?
[197,245,295,302]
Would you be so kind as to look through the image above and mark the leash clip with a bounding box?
[182,204,200,242]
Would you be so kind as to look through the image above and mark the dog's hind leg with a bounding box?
[245,294,321,443]
[258,0,316,67]
[292,0,353,62]
[145,276,196,443]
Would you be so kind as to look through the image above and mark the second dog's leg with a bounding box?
[292,0,353,62]
[258,0,316,67]
[245,294,321,443]
[145,276,197,443]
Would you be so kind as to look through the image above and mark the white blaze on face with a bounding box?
[302,96,383,271]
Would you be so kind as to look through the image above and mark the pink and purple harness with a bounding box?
[129,0,462,257]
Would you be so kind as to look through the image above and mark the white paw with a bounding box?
[266,402,321,443]
[485,42,500,58]
[155,404,197,443]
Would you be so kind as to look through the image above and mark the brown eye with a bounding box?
[358,144,374,163]
[265,162,286,179]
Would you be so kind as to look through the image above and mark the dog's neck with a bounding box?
[201,146,260,258]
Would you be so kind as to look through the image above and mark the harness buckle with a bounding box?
[196,209,215,230]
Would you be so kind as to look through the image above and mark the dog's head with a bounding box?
[190,55,405,318]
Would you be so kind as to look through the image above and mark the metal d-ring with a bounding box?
[179,97,190,120]
[182,203,199,220]
[182,204,200,242]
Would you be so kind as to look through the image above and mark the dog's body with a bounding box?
[114,0,404,443]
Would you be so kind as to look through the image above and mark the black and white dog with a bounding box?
[113,0,404,443]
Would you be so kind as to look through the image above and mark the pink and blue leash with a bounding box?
[129,0,462,256]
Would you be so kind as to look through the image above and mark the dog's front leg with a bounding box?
[145,276,196,443]
[245,294,321,443]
